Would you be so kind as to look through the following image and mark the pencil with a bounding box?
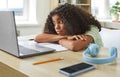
[33,57,63,65]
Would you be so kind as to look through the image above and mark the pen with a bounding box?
[33,57,63,65]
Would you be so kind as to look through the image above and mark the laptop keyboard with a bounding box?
[19,45,41,55]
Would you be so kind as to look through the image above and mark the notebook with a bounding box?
[0,11,55,58]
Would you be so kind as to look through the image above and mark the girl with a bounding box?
[34,3,103,51]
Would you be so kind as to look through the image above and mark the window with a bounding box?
[91,0,120,20]
[0,0,23,16]
[0,0,37,25]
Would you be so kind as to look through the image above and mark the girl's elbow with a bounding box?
[70,47,77,51]
[70,47,81,51]
[34,36,41,43]
[34,38,39,42]
[69,42,82,51]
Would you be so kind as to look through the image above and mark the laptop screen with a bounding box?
[0,11,19,56]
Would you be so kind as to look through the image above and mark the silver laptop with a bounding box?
[0,11,55,58]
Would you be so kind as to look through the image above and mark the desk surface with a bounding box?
[0,47,120,77]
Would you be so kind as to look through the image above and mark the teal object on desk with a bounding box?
[82,44,117,64]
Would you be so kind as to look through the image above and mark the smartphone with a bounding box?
[59,62,96,77]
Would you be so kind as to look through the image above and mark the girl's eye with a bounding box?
[52,20,63,25]
[59,20,63,24]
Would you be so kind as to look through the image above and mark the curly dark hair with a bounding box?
[44,3,101,35]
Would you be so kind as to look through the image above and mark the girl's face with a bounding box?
[52,14,67,35]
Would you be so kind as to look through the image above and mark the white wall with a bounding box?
[17,0,50,36]
[100,28,120,50]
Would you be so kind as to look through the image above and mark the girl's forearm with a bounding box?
[34,33,67,43]
[59,35,93,51]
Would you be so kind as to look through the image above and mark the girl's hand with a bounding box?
[67,35,87,41]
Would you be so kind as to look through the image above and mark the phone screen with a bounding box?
[60,62,93,73]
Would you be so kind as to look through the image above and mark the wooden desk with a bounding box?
[0,47,120,77]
